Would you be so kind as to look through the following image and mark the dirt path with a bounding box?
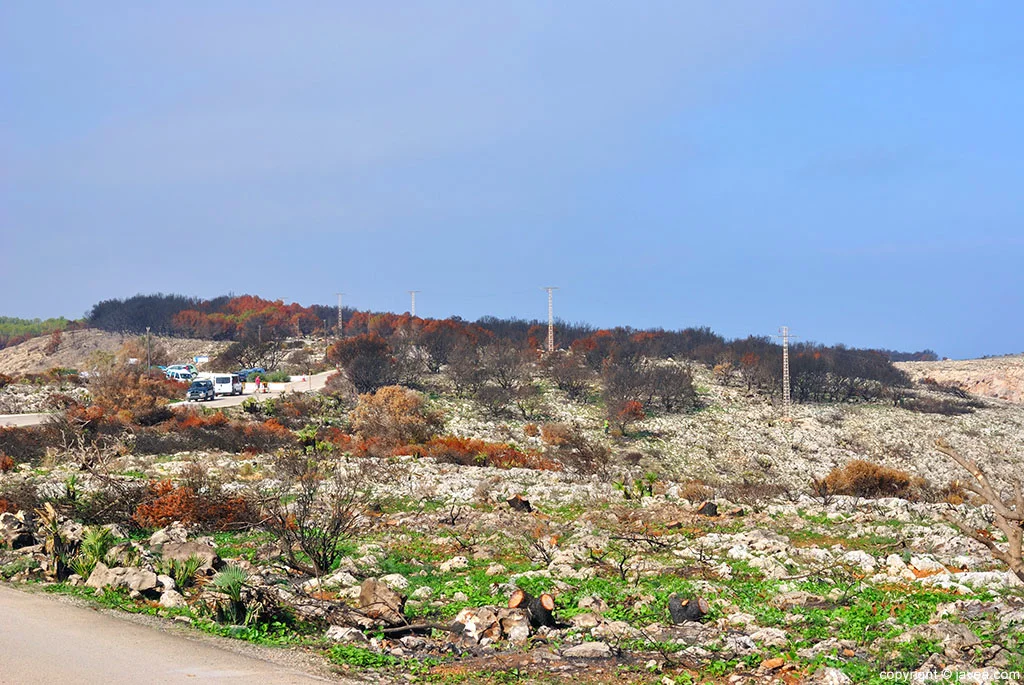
[0,584,348,684]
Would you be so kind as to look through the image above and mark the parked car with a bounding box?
[186,379,215,402]
[196,372,244,396]
[236,367,266,381]
[166,369,195,382]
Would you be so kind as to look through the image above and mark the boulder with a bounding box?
[571,612,602,629]
[562,641,614,658]
[359,578,406,626]
[454,606,501,643]
[811,668,853,685]
[326,625,370,644]
[410,586,434,601]
[577,595,610,613]
[498,608,531,644]
[301,569,359,593]
[160,540,219,573]
[159,590,188,609]
[439,556,469,572]
[148,522,189,548]
[85,563,159,595]
[750,626,789,648]
[379,574,409,591]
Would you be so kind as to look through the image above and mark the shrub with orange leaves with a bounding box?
[414,435,560,471]
[0,454,14,473]
[133,479,256,530]
[88,367,182,424]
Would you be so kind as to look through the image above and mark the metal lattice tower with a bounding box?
[408,290,420,317]
[774,326,798,418]
[335,293,344,337]
[543,287,559,353]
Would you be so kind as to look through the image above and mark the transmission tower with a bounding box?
[773,326,798,419]
[408,290,420,317]
[335,293,344,337]
[543,287,559,353]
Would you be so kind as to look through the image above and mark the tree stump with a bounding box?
[668,595,710,623]
[695,501,718,517]
[507,495,533,513]
[508,589,556,628]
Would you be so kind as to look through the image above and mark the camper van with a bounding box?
[196,372,244,396]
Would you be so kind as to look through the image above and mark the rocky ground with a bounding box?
[2,444,1023,684]
[1,345,1022,683]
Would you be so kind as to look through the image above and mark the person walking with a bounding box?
[253,374,260,395]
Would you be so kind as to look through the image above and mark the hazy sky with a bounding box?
[2,3,1022,358]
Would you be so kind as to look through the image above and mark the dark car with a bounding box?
[186,379,215,402]
[236,367,266,381]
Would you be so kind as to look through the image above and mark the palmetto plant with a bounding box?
[34,503,76,580]
[158,554,205,591]
[212,565,249,624]
[68,526,116,579]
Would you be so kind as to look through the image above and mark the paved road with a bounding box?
[0,585,341,684]
[0,372,335,428]
[0,413,49,428]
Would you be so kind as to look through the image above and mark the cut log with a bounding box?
[506,495,533,513]
[668,595,710,624]
[695,501,718,517]
[508,589,556,628]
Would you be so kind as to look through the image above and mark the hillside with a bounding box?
[896,355,1024,404]
[0,329,229,376]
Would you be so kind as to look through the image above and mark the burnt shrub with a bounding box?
[820,459,921,499]
[540,422,571,446]
[350,386,441,448]
[133,466,257,531]
[548,425,610,477]
[0,454,14,473]
[678,480,715,503]
[0,479,42,514]
[900,396,977,416]
[270,392,329,429]
[54,478,149,527]
[134,414,296,455]
[0,426,50,464]
[322,371,351,399]
[326,333,397,394]
[416,436,560,470]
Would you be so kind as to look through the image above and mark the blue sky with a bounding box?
[1,2,1021,359]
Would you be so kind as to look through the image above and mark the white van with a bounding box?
[196,372,244,396]
[166,369,195,382]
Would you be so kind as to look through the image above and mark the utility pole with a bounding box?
[335,293,344,337]
[145,327,151,369]
[258,324,262,344]
[543,287,559,353]
[408,290,420,317]
[773,326,798,419]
